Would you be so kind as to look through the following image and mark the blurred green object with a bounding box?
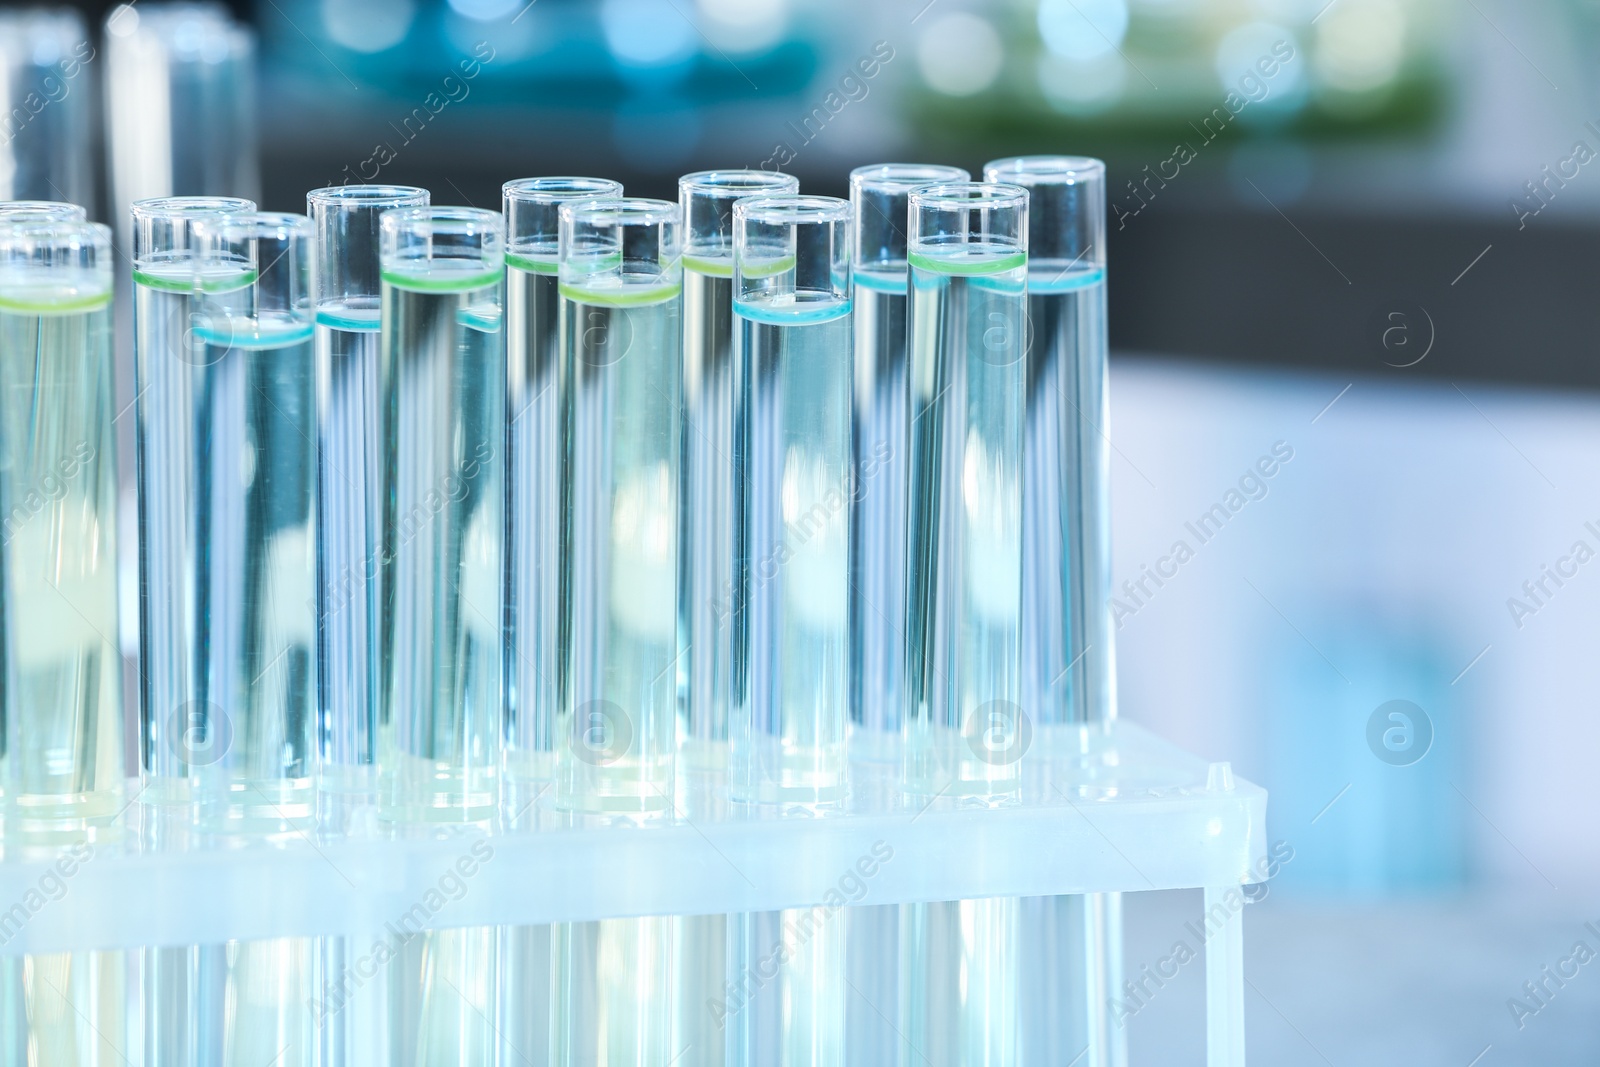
[901,0,1450,150]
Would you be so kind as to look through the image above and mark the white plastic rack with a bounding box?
[0,720,1264,1065]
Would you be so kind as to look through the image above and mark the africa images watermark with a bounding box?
[1113,39,1299,230]
[0,841,95,948]
[333,42,496,185]
[1509,119,1600,230]
[1503,517,1600,630]
[1111,441,1295,629]
[1506,921,1600,1031]
[1110,839,1295,1027]
[708,839,895,1030]
[1,441,95,546]
[0,40,96,148]
[309,839,495,1024]
[756,40,896,173]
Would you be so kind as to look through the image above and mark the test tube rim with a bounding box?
[503,176,624,206]
[731,193,851,227]
[195,210,313,242]
[505,179,624,262]
[560,196,680,230]
[982,154,1106,186]
[0,202,89,222]
[378,205,506,273]
[131,195,257,222]
[0,217,113,260]
[306,184,430,208]
[678,169,800,200]
[0,219,114,307]
[848,162,972,194]
[908,181,1030,212]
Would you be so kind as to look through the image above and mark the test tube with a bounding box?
[0,10,96,212]
[730,195,853,806]
[726,195,852,1065]
[104,3,259,234]
[983,156,1112,736]
[552,917,675,1066]
[552,199,680,1064]
[220,937,315,1067]
[308,189,424,1067]
[0,201,98,824]
[677,169,798,771]
[189,211,317,833]
[0,217,121,840]
[677,173,796,1067]
[846,163,968,758]
[307,184,429,806]
[555,198,681,814]
[902,182,1029,796]
[132,194,253,1067]
[500,177,621,1067]
[899,182,1029,1067]
[390,925,498,1063]
[502,176,622,791]
[844,165,971,1067]
[378,206,505,824]
[14,950,129,1063]
[132,194,255,801]
[984,156,1120,1067]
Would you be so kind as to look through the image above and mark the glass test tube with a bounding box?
[307,184,429,805]
[678,169,799,772]
[553,199,680,1065]
[552,917,675,1067]
[846,163,968,758]
[985,157,1120,1067]
[731,195,853,806]
[105,3,259,235]
[502,176,622,790]
[133,196,253,1067]
[0,218,122,841]
[132,195,256,801]
[378,206,505,824]
[308,186,424,1067]
[728,195,852,1067]
[13,949,129,1064]
[555,198,681,814]
[677,172,795,1067]
[900,182,1029,1067]
[220,936,316,1067]
[189,212,317,833]
[984,156,1113,735]
[903,182,1029,797]
[500,179,620,1067]
[847,161,971,1067]
[387,925,498,1065]
[0,10,97,212]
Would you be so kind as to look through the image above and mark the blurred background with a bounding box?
[5,0,1599,1062]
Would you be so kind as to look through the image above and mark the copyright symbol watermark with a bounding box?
[1365,699,1432,767]
[978,310,1024,368]
[577,306,636,369]
[1371,301,1434,369]
[169,700,232,766]
[964,700,1031,766]
[570,700,634,766]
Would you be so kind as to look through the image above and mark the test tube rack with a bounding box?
[0,719,1263,1065]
